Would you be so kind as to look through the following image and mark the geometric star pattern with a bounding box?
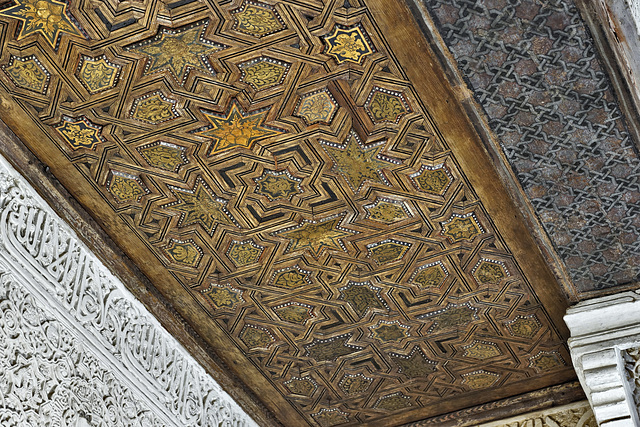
[321,130,397,193]
[275,215,357,259]
[0,0,578,424]
[197,103,283,156]
[163,178,236,235]
[0,0,82,48]
[127,22,224,84]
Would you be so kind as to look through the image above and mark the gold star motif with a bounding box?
[392,348,436,378]
[197,103,283,156]
[275,216,356,258]
[128,23,223,83]
[0,0,82,48]
[322,130,396,192]
[163,179,235,235]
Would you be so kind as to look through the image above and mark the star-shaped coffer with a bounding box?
[321,130,398,192]
[127,22,224,84]
[0,0,82,47]
[162,178,237,235]
[197,103,283,156]
[274,215,357,259]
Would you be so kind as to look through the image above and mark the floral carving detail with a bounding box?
[269,266,312,289]
[76,56,120,93]
[325,25,373,64]
[254,169,302,201]
[130,92,179,124]
[202,284,243,310]
[529,351,565,372]
[410,164,453,194]
[473,259,509,285]
[369,320,409,343]
[240,325,274,349]
[0,276,165,426]
[197,103,283,156]
[365,87,411,123]
[137,141,188,172]
[0,159,255,426]
[239,57,289,90]
[463,341,501,359]
[441,212,484,242]
[462,370,500,390]
[312,409,349,427]
[127,22,223,84]
[163,178,236,235]
[367,239,411,264]
[2,55,50,93]
[411,262,448,288]
[163,239,202,267]
[421,302,479,332]
[374,393,412,411]
[274,214,357,259]
[232,1,285,37]
[54,115,105,150]
[106,170,148,203]
[391,347,437,378]
[295,89,338,125]
[304,334,361,362]
[505,315,542,339]
[321,131,399,193]
[273,302,314,324]
[227,240,263,267]
[339,281,387,318]
[364,198,410,223]
[0,0,82,48]
[285,377,317,397]
[339,373,372,395]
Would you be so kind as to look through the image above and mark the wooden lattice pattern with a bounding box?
[0,0,572,424]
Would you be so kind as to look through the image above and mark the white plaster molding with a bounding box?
[478,401,596,427]
[565,291,640,426]
[0,154,257,426]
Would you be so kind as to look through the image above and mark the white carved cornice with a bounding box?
[565,291,640,426]
[0,154,256,426]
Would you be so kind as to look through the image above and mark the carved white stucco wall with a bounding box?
[0,154,257,426]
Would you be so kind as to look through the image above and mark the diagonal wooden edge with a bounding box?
[0,118,282,427]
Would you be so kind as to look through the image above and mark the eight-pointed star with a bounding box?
[0,0,82,47]
[323,130,395,192]
[129,24,223,83]
[197,103,283,156]
[163,179,235,235]
[276,216,357,258]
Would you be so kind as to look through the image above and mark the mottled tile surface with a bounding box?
[424,0,640,293]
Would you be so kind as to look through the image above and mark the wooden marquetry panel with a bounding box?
[0,0,574,424]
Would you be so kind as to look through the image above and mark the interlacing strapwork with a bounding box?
[0,0,570,424]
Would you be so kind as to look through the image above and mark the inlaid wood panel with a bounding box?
[0,0,575,424]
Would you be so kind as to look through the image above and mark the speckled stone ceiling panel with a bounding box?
[423,0,640,293]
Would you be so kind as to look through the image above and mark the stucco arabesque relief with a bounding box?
[0,155,256,426]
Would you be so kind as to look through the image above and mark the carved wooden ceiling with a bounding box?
[0,0,577,424]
